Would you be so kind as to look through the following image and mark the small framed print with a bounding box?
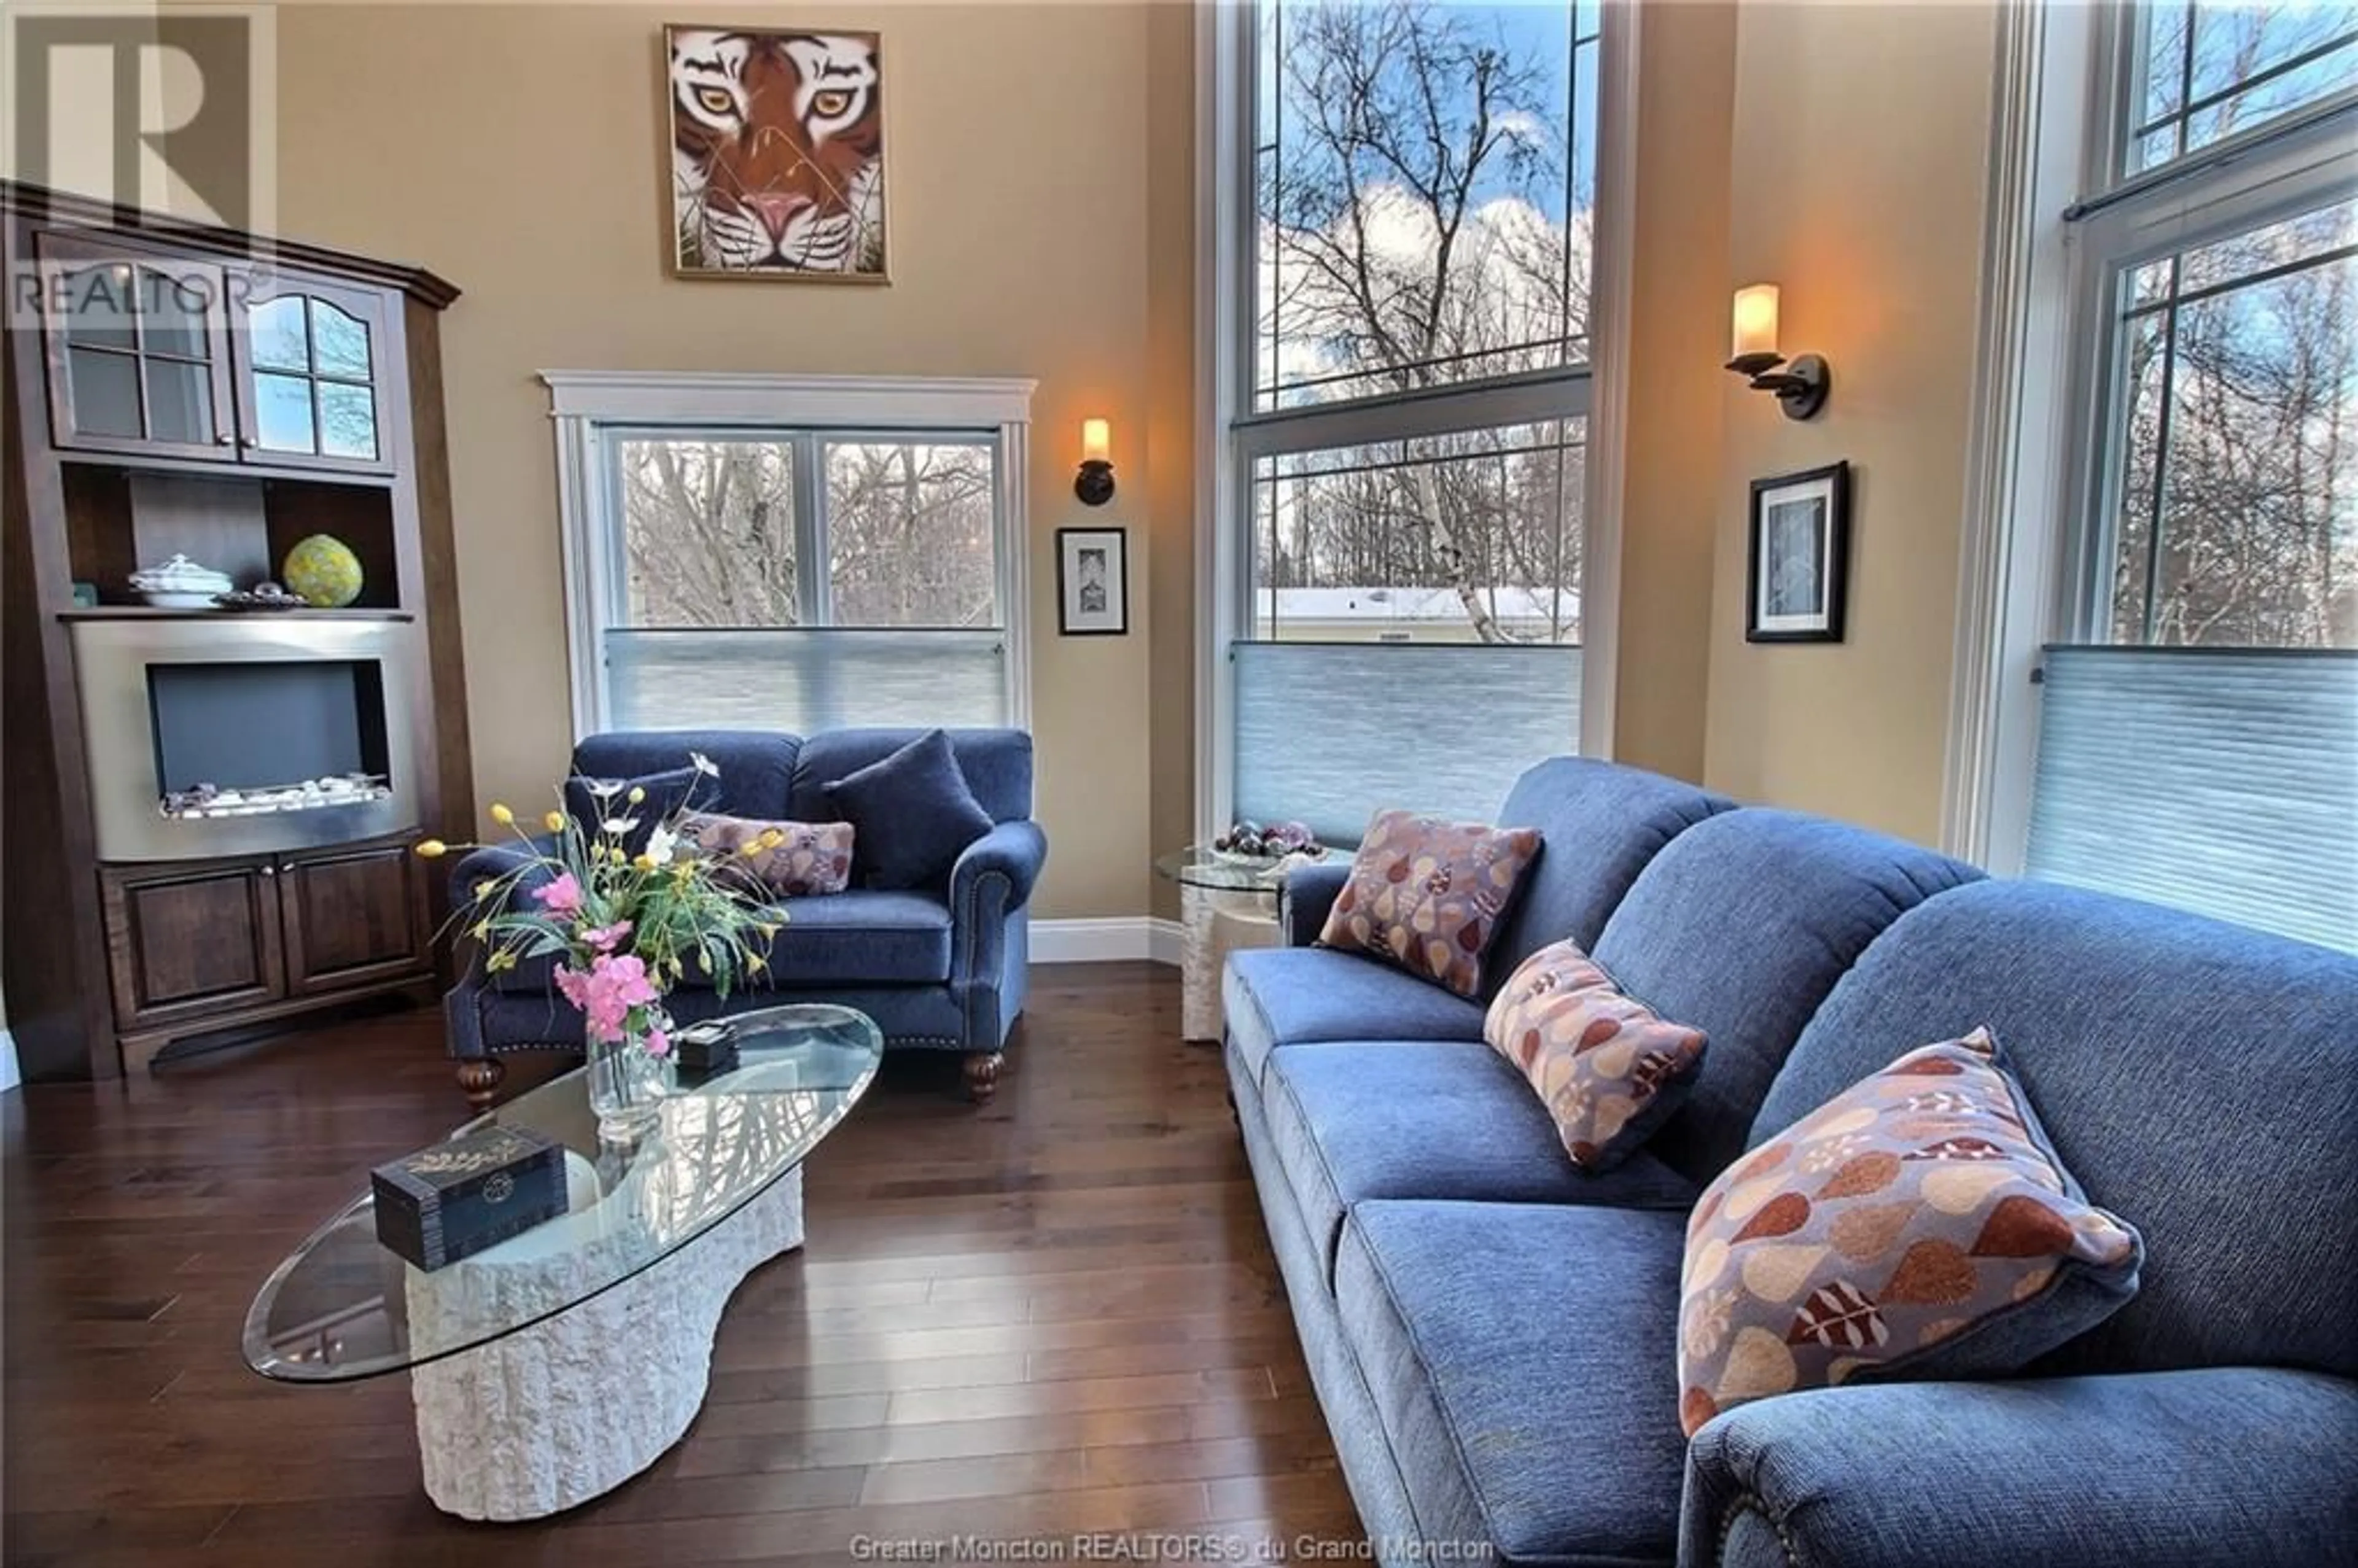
[1747,461,1852,643]
[1056,527,1128,636]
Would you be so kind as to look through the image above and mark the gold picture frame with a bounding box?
[660,24,891,283]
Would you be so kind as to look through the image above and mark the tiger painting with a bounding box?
[666,27,887,279]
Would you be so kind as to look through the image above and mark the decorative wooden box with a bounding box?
[371,1124,567,1271]
[673,1021,741,1083]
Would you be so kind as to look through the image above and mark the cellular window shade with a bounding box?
[605,629,1006,734]
[2026,646,2358,954]
[1233,641,1582,845]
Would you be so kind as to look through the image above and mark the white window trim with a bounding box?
[1945,5,2358,870]
[1192,1,1635,842]
[540,370,1035,742]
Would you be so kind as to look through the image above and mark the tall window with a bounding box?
[2017,3,2356,951]
[545,376,1030,739]
[1223,0,1602,844]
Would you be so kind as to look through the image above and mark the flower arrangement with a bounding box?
[416,752,783,1070]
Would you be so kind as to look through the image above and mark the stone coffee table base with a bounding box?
[408,1166,806,1521]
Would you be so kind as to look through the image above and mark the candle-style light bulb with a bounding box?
[1730,284,1781,363]
[1081,418,1111,465]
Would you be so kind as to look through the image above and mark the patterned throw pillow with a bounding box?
[1483,939,1706,1171]
[1317,809,1543,998]
[679,813,854,898]
[1676,1028,2141,1437]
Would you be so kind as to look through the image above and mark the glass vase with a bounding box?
[586,1028,667,1146]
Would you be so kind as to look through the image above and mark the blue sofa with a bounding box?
[1226,757,2358,1567]
[444,728,1043,1106]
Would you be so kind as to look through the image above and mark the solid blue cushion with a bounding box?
[792,728,1033,825]
[1488,758,1735,987]
[1337,1201,1690,1566]
[1589,808,1982,1184]
[821,729,996,891]
[1759,878,2358,1381]
[561,764,700,855]
[761,890,952,985]
[1265,1042,1697,1289]
[572,731,800,819]
[1223,947,1487,1087]
[1681,1368,2358,1568]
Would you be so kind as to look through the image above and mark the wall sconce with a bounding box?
[1075,418,1115,506]
[1725,284,1829,421]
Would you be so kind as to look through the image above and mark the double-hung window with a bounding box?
[1215,0,1607,844]
[1997,4,2356,950]
[544,374,1032,740]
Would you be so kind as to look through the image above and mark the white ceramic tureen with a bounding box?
[128,554,234,608]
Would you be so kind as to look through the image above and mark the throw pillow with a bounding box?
[822,729,995,891]
[1676,1027,2142,1437]
[1316,809,1542,998]
[562,765,702,856]
[679,813,854,898]
[1484,939,1706,1172]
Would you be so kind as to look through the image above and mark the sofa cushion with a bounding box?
[1589,809,1982,1185]
[562,764,700,856]
[822,730,995,891]
[758,890,953,985]
[1317,809,1543,998]
[1484,940,1707,1171]
[1267,1043,1697,1291]
[791,728,1033,825]
[572,731,800,820]
[1757,878,2358,1381]
[1678,1027,2142,1437]
[1223,947,1487,1088]
[1337,1201,1691,1566]
[1487,758,1736,985]
[680,813,855,896]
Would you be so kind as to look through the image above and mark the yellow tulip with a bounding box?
[490,803,515,826]
[473,880,492,899]
[470,920,490,941]
[634,853,656,871]
[545,810,567,833]
[740,843,763,858]
[628,785,647,805]
[414,839,448,858]
[748,955,768,974]
[486,950,516,972]
[761,828,787,849]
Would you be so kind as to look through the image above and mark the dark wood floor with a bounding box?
[1,963,1361,1566]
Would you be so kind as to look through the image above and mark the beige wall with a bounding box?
[1700,1,1998,844]
[271,2,1173,921]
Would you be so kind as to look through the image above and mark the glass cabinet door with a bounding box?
[230,279,394,472]
[37,233,238,460]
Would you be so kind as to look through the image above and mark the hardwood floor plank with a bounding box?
[1,968,1360,1562]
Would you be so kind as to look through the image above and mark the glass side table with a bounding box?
[1154,847,1320,1042]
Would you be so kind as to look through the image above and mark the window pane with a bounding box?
[1250,420,1584,644]
[312,300,373,379]
[615,439,798,628]
[146,357,216,446]
[1253,1,1593,410]
[249,296,309,372]
[317,381,378,461]
[65,347,142,437]
[2130,2,2358,174]
[251,371,316,452]
[2104,196,2358,648]
[139,266,210,359]
[823,441,998,627]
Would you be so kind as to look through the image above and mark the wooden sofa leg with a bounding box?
[456,1056,505,1112]
[963,1050,1004,1105]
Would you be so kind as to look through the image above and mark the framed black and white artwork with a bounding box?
[1746,461,1851,643]
[1056,527,1128,636]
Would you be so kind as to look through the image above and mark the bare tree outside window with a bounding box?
[1250,0,1595,646]
[619,438,798,627]
[825,442,998,627]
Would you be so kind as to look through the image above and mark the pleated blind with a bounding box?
[606,629,1007,734]
[1233,641,1582,845]
[2026,646,2358,953]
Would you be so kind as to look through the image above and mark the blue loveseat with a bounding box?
[444,728,1042,1106]
[1227,757,2358,1568]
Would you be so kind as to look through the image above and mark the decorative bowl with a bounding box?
[128,553,233,609]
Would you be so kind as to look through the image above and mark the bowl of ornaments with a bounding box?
[1210,819,1324,869]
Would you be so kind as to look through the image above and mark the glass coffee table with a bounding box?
[243,1003,882,1521]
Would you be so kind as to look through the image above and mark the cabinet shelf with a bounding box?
[57,606,416,623]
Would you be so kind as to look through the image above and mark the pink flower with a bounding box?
[644,1028,671,1059]
[578,918,634,954]
[553,952,661,1044]
[532,872,584,918]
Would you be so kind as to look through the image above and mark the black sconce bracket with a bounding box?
[1075,459,1116,506]
[1726,352,1831,421]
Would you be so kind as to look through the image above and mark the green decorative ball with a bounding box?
[282,534,364,608]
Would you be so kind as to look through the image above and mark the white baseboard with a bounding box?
[0,1027,18,1093]
[1031,917,1184,966]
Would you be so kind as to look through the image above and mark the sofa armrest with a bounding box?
[951,820,1046,919]
[1278,861,1351,945]
[448,834,562,918]
[1678,1368,2358,1568]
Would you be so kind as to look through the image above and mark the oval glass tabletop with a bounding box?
[1153,844,1329,893]
[243,1003,882,1383]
